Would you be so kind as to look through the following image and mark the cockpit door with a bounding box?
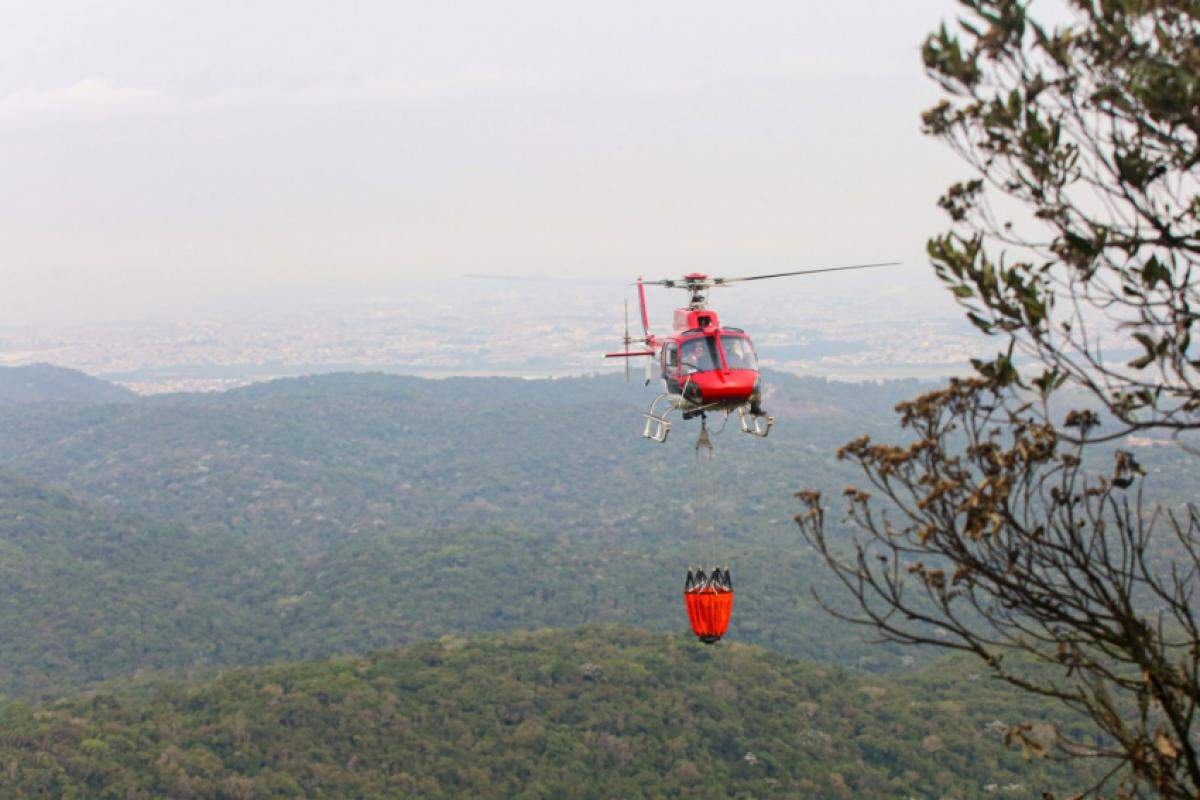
[661,341,681,393]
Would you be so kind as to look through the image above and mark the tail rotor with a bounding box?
[623,299,632,383]
[607,298,655,379]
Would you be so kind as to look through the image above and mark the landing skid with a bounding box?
[642,396,773,444]
[642,394,675,442]
[737,406,774,437]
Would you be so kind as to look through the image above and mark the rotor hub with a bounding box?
[682,274,712,309]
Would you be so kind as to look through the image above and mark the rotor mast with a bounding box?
[681,273,712,310]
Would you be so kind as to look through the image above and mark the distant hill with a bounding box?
[0,369,920,547]
[0,363,134,404]
[0,627,1097,799]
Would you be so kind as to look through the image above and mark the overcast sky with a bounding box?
[1,0,973,324]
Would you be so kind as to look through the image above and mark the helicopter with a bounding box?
[606,263,897,445]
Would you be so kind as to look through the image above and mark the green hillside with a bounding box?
[0,371,915,547]
[2,371,1193,700]
[0,372,933,697]
[0,473,267,698]
[3,370,1179,552]
[0,627,1096,799]
[0,468,890,701]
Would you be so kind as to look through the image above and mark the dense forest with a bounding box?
[0,627,1097,798]
[0,368,917,546]
[1,368,1192,702]
[1,465,884,700]
[0,366,1186,796]
[0,368,936,699]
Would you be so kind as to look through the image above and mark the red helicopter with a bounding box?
[606,264,896,446]
[605,263,896,646]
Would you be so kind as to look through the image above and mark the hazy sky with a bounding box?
[1,0,971,323]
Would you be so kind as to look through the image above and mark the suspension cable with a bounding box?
[694,416,720,572]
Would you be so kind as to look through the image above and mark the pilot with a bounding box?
[681,339,709,372]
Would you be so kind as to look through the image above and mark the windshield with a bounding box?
[679,336,721,373]
[720,335,757,370]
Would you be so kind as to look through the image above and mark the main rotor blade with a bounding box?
[463,273,613,285]
[713,262,900,284]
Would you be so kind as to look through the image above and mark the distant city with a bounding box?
[0,277,992,394]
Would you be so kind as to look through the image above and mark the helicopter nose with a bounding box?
[694,369,758,402]
[724,370,757,397]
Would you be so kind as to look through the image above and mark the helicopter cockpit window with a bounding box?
[680,336,721,374]
[720,335,758,370]
[663,342,679,372]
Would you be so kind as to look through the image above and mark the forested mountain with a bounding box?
[0,459,883,701]
[0,370,915,547]
[0,627,1097,799]
[1,370,1194,701]
[0,363,135,405]
[0,372,937,698]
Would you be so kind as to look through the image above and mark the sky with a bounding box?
[0,0,972,325]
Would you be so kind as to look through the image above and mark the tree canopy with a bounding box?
[799,2,1200,797]
[0,627,1096,799]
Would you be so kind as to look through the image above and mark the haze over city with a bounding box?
[1,0,991,391]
